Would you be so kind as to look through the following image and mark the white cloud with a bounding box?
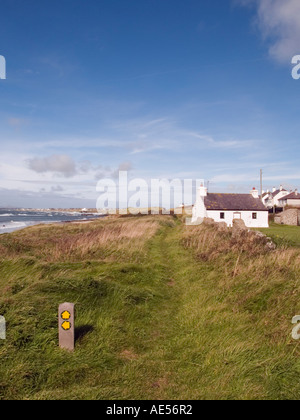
[186,132,254,149]
[239,0,300,62]
[111,161,133,179]
[51,185,64,192]
[27,154,77,178]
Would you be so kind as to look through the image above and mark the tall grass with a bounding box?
[182,222,300,350]
[0,216,178,400]
[1,216,300,399]
[0,217,160,263]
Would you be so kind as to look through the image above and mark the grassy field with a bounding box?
[258,222,300,248]
[1,216,300,400]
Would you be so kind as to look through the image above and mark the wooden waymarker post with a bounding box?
[59,303,75,351]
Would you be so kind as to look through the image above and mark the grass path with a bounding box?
[1,217,300,400]
[135,221,264,400]
[110,220,300,400]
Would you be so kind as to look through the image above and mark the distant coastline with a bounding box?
[0,208,99,214]
[0,209,104,234]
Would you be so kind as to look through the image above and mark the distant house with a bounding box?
[261,186,289,209]
[278,190,300,208]
[192,186,269,228]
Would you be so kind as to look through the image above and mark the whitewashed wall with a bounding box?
[286,199,300,207]
[207,210,269,228]
[273,191,290,206]
[192,194,207,222]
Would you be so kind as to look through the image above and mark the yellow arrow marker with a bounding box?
[61,321,71,331]
[61,311,71,320]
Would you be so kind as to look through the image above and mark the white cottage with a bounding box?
[262,186,289,209]
[192,186,269,228]
[278,190,300,208]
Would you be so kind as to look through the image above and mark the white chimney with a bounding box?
[272,187,276,193]
[280,185,283,191]
[198,184,207,198]
[251,187,259,199]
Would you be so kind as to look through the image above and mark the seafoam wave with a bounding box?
[5,222,27,227]
[0,210,103,234]
[0,221,28,232]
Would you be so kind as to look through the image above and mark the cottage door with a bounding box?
[233,212,241,219]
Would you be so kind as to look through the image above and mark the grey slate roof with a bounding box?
[262,189,287,199]
[204,193,267,211]
[279,192,300,201]
[271,189,287,198]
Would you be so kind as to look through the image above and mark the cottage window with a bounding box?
[220,212,225,219]
[252,213,257,220]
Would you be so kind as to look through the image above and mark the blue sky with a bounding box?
[0,0,300,208]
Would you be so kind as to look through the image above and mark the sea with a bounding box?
[0,209,102,234]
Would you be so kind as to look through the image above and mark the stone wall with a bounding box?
[274,209,300,226]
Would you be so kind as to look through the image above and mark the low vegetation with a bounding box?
[0,216,300,400]
[257,222,300,248]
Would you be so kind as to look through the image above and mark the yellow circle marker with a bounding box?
[61,311,71,320]
[62,321,72,331]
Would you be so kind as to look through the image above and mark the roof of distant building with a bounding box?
[279,191,300,201]
[271,189,287,198]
